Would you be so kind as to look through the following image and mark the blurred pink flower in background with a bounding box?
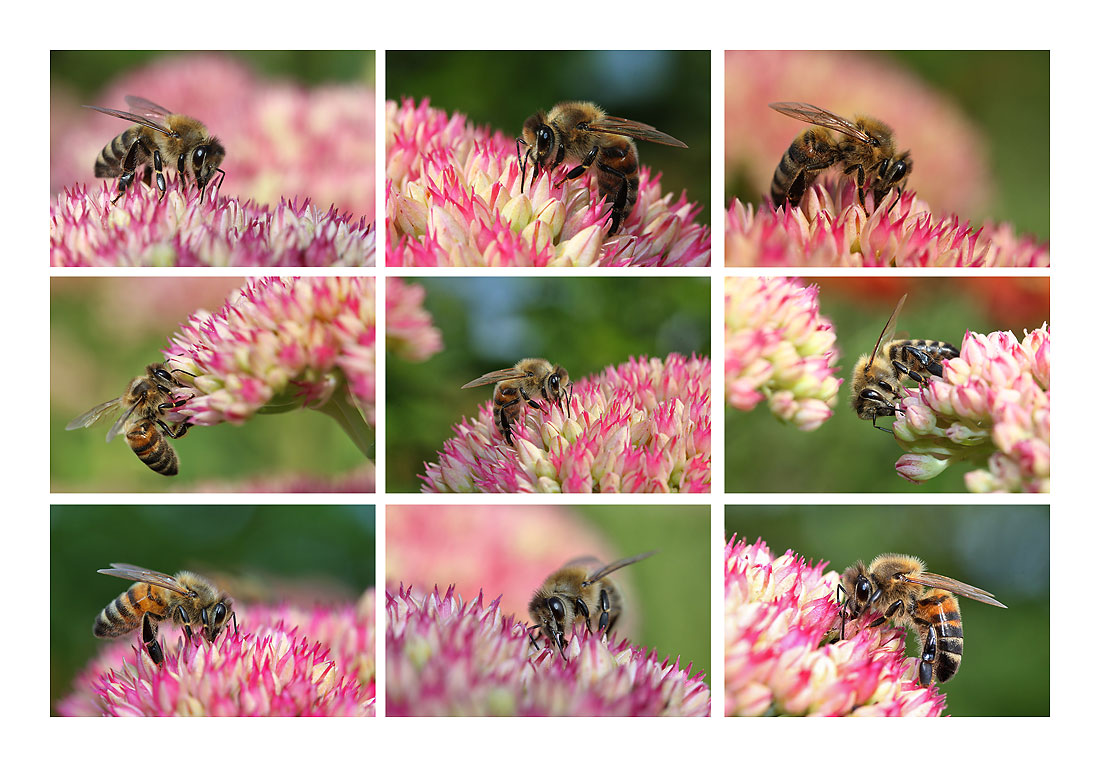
[386,99,709,266]
[52,54,375,218]
[385,278,444,362]
[725,536,945,717]
[893,325,1050,492]
[421,354,710,493]
[191,464,376,493]
[725,178,1049,267]
[724,51,989,218]
[59,592,376,717]
[387,505,616,620]
[387,585,709,716]
[51,54,376,267]
[725,277,841,431]
[51,181,375,266]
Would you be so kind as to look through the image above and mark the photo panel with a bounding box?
[724,504,1049,716]
[725,276,1049,493]
[50,50,376,266]
[51,276,375,492]
[385,503,710,716]
[51,504,376,716]
[386,276,711,493]
[386,50,710,266]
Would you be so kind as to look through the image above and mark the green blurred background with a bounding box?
[889,51,1049,239]
[51,278,370,492]
[50,504,375,713]
[387,50,710,223]
[387,277,710,491]
[726,276,1049,492]
[50,51,374,97]
[725,505,1049,716]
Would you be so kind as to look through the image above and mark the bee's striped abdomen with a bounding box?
[126,421,179,476]
[93,583,168,638]
[916,590,965,683]
[94,127,144,178]
[770,128,839,207]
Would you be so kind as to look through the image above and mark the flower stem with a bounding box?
[317,380,373,459]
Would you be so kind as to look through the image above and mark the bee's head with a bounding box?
[837,561,876,637]
[517,112,556,193]
[875,150,912,197]
[200,593,235,642]
[188,137,226,202]
[850,355,900,422]
[528,591,572,657]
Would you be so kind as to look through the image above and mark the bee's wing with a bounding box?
[98,563,194,596]
[869,294,908,360]
[65,397,124,431]
[461,367,527,389]
[83,104,177,136]
[904,571,1008,609]
[583,116,688,148]
[583,550,658,583]
[768,102,877,145]
[124,95,176,119]
[104,398,144,443]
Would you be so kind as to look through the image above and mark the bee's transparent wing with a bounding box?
[583,116,688,148]
[97,563,194,595]
[461,367,527,389]
[583,550,658,584]
[104,399,144,443]
[768,102,877,145]
[83,104,176,136]
[906,571,1007,608]
[869,294,908,361]
[124,95,175,120]
[65,397,124,432]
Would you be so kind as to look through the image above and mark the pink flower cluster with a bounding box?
[725,278,841,431]
[724,50,990,217]
[51,181,375,266]
[165,276,375,428]
[387,585,709,716]
[421,354,710,493]
[725,179,1049,267]
[894,326,1050,492]
[725,536,945,716]
[385,279,444,362]
[386,99,709,266]
[52,53,376,219]
[59,594,376,717]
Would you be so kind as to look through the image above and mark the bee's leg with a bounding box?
[519,389,545,412]
[836,583,848,639]
[141,612,165,665]
[148,148,167,199]
[844,163,868,210]
[597,588,611,633]
[564,382,574,419]
[918,625,937,687]
[868,598,905,628]
[231,611,239,637]
[175,604,195,644]
[498,398,520,445]
[557,145,599,189]
[155,418,191,440]
[113,138,152,204]
[516,138,529,193]
[527,626,541,650]
[573,597,591,631]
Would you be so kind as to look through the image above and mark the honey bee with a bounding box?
[517,101,688,235]
[65,363,194,476]
[838,554,1006,686]
[769,101,912,211]
[851,294,959,432]
[528,551,656,657]
[85,95,226,204]
[461,358,572,445]
[94,563,236,665]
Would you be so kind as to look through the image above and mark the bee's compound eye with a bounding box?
[547,597,566,622]
[193,146,207,164]
[214,603,227,623]
[537,126,553,150]
[856,576,872,602]
[549,374,560,388]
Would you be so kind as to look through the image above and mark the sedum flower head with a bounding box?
[724,50,990,217]
[165,276,375,429]
[725,179,1049,267]
[59,594,375,716]
[385,278,444,362]
[893,325,1050,492]
[387,585,709,716]
[51,181,375,267]
[421,353,710,493]
[725,277,841,431]
[725,536,946,717]
[386,98,709,266]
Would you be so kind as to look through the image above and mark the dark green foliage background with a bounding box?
[726,277,1049,493]
[724,505,1049,716]
[50,505,375,713]
[387,277,710,492]
[387,50,711,223]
